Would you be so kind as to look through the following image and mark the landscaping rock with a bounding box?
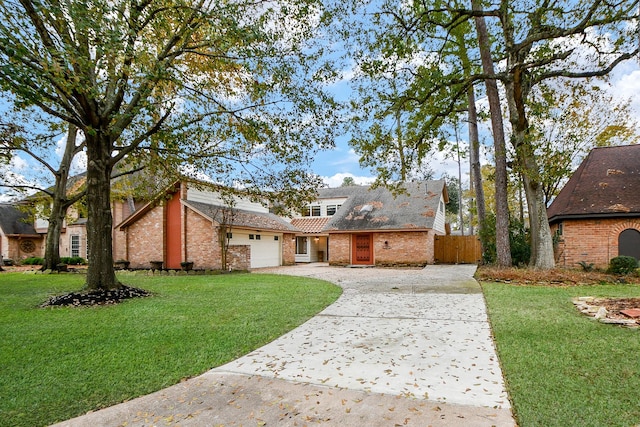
[573,297,640,328]
[595,306,608,319]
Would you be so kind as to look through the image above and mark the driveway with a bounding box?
[54,264,515,427]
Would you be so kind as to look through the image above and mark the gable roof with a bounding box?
[0,204,39,236]
[184,200,299,233]
[547,145,640,223]
[316,186,361,199]
[323,181,447,232]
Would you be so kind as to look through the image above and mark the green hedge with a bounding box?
[21,257,44,265]
[20,257,87,266]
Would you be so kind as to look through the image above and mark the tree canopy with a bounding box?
[336,0,639,268]
[0,0,341,288]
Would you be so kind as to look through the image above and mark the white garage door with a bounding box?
[231,232,282,268]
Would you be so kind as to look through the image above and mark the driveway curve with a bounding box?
[54,264,515,427]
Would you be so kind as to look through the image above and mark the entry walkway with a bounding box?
[54,264,515,426]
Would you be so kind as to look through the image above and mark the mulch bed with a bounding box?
[41,286,152,307]
[476,266,640,286]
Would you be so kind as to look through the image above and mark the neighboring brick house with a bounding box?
[547,144,640,268]
[291,181,449,267]
[116,182,298,270]
[0,204,44,262]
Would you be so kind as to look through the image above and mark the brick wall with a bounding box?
[328,231,435,266]
[3,236,44,261]
[112,201,129,262]
[126,204,165,269]
[554,218,640,269]
[227,244,250,271]
[328,233,351,265]
[282,233,296,265]
[374,231,432,266]
[185,208,221,270]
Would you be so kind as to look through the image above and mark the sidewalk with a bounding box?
[53,264,515,426]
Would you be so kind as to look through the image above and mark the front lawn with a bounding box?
[483,281,640,427]
[0,272,341,427]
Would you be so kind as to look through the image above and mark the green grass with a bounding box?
[0,272,341,427]
[483,282,640,427]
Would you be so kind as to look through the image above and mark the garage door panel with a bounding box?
[231,232,281,268]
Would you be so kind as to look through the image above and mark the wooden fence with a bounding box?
[434,235,482,264]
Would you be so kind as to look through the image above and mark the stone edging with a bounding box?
[573,297,640,328]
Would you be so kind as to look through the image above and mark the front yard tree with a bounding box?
[344,0,639,269]
[492,0,639,268]
[0,120,86,271]
[0,0,338,290]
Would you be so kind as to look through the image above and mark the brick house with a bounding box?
[116,182,298,270]
[0,173,95,263]
[547,144,640,268]
[291,181,449,267]
[0,204,44,262]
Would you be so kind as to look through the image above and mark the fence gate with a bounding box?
[434,235,482,264]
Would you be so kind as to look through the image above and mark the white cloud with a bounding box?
[321,172,375,188]
[10,155,29,171]
[611,69,640,124]
[329,148,361,166]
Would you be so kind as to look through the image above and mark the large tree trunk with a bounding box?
[85,133,121,290]
[467,86,486,239]
[504,78,555,269]
[472,0,512,267]
[42,125,78,271]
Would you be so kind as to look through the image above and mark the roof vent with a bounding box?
[359,204,373,213]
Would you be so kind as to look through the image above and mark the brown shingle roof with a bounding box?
[547,144,640,223]
[290,217,331,234]
[184,200,300,233]
[0,204,39,236]
[323,181,446,232]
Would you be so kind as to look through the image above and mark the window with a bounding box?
[439,201,444,212]
[226,232,233,239]
[311,206,321,216]
[255,234,261,240]
[249,234,254,240]
[326,205,337,216]
[274,236,279,241]
[296,236,308,254]
[301,206,311,217]
[71,235,80,257]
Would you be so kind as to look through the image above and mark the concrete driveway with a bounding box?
[54,264,515,427]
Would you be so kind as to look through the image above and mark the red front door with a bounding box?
[352,234,373,265]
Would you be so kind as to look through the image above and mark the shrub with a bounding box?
[21,257,44,265]
[607,256,639,275]
[577,261,595,272]
[479,213,531,266]
[60,256,87,265]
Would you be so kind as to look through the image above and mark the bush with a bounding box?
[21,257,44,265]
[479,213,531,266]
[60,256,87,265]
[607,256,638,275]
